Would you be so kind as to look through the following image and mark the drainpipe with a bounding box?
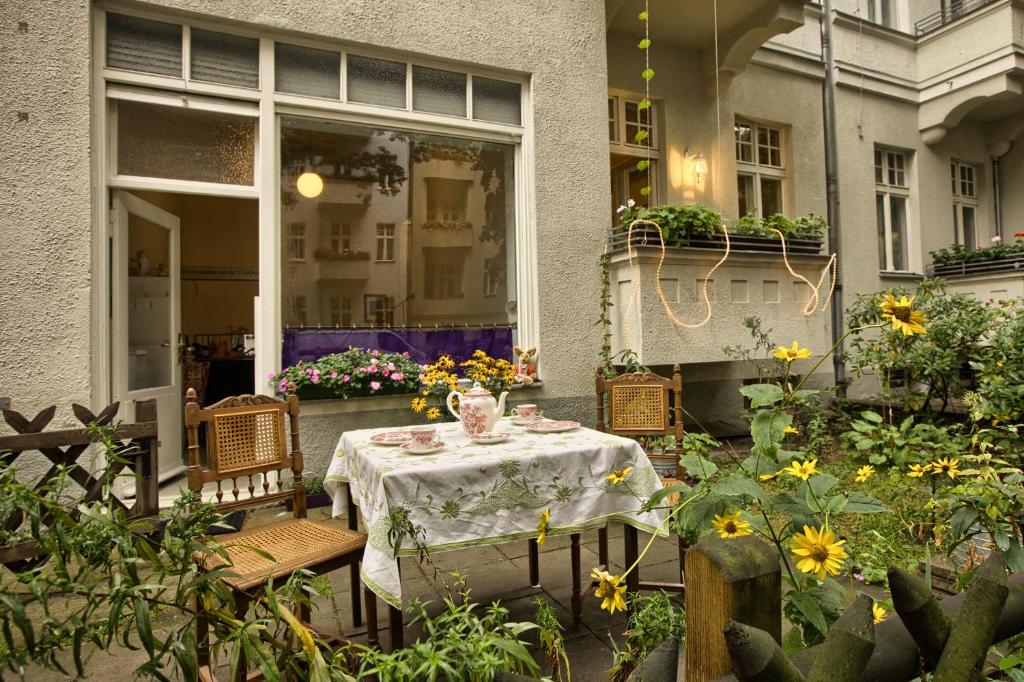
[992,144,1010,238]
[820,0,847,395]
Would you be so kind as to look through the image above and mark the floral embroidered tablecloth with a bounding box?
[324,418,668,608]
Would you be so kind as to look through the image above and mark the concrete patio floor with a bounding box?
[20,503,686,680]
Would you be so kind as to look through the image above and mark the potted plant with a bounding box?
[286,474,331,511]
[271,347,424,401]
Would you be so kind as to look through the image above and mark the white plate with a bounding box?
[371,431,413,445]
[400,440,445,455]
[471,431,511,444]
[510,417,543,426]
[527,420,581,433]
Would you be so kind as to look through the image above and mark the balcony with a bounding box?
[608,243,832,372]
[915,0,1003,36]
[313,249,371,281]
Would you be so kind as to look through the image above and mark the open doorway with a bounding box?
[111,189,258,488]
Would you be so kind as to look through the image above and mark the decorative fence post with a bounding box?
[685,535,781,681]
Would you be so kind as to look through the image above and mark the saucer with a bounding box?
[400,440,445,455]
[511,417,542,426]
[527,420,580,433]
[471,431,511,444]
[371,431,413,445]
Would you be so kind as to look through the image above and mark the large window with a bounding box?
[951,161,979,251]
[735,120,786,219]
[609,94,660,219]
[875,147,911,271]
[280,116,516,328]
[867,0,898,28]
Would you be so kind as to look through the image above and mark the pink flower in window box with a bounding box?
[392,372,405,381]
[370,381,381,391]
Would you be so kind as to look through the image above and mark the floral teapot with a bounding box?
[447,382,509,436]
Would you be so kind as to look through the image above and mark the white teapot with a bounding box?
[447,382,509,436]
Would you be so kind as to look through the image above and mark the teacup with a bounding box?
[408,425,437,449]
[512,404,538,421]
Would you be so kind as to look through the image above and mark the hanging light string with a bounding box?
[772,229,839,315]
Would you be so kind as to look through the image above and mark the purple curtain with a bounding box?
[282,327,515,368]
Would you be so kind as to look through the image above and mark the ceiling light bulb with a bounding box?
[296,172,324,198]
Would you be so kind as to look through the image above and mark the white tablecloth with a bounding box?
[324,418,667,607]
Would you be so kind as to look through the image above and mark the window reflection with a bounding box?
[279,117,516,329]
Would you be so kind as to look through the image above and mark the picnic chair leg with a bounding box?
[195,594,210,670]
[570,533,582,629]
[388,604,404,651]
[350,562,363,627]
[365,587,379,649]
[677,535,687,587]
[624,525,640,593]
[598,525,609,570]
[528,538,540,586]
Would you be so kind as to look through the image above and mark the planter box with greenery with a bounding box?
[611,203,826,255]
[929,239,1024,277]
[270,347,424,401]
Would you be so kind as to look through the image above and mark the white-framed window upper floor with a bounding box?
[951,160,980,251]
[874,146,913,272]
[608,90,661,220]
[93,6,534,392]
[735,119,787,219]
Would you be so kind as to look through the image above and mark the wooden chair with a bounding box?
[184,384,374,680]
[595,364,686,594]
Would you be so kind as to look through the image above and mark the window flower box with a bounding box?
[271,347,423,401]
[929,241,1024,277]
[609,225,823,255]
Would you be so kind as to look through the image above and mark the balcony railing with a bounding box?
[915,0,999,36]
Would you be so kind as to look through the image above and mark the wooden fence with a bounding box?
[0,400,159,570]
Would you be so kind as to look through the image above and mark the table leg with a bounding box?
[528,538,540,586]
[570,533,582,629]
[624,525,640,593]
[365,587,379,649]
[389,604,404,651]
[346,482,358,531]
[598,525,609,569]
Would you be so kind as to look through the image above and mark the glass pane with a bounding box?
[348,55,407,109]
[472,77,521,125]
[951,163,958,194]
[275,43,340,99]
[760,177,782,217]
[608,98,618,142]
[890,196,907,270]
[953,204,961,245]
[627,165,653,207]
[116,100,255,185]
[412,66,466,117]
[191,28,259,88]
[737,174,755,216]
[106,13,182,77]
[876,194,887,269]
[962,206,976,250]
[280,116,516,329]
[875,150,884,184]
[128,213,172,391]
[881,0,894,26]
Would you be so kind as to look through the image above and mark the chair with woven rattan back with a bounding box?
[184,383,374,679]
[595,364,686,594]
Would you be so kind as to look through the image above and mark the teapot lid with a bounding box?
[465,382,491,396]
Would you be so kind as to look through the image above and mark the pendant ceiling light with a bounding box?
[296,129,323,198]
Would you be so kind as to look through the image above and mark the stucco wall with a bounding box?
[0,1,93,424]
[1002,139,1024,234]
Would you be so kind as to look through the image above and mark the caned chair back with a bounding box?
[184,382,307,518]
[596,365,684,479]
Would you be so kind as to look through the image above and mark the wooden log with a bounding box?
[723,620,805,682]
[806,593,875,682]
[933,552,1009,682]
[685,535,781,681]
[888,566,951,667]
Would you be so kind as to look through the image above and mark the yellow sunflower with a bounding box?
[784,425,800,435]
[872,602,887,624]
[759,470,783,481]
[606,466,633,486]
[907,463,931,478]
[791,525,848,581]
[879,293,928,336]
[855,465,875,482]
[425,407,442,420]
[772,341,812,362]
[931,457,961,479]
[711,511,752,539]
[411,397,427,413]
[537,508,551,546]
[784,459,818,481]
[591,568,628,614]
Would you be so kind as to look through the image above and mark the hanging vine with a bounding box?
[597,249,614,377]
[636,2,654,200]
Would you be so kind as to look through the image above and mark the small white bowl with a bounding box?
[470,431,511,444]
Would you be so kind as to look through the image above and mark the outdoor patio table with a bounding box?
[324,417,667,649]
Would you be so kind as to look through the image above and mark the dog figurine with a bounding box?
[513,346,538,385]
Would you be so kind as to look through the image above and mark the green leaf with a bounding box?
[824,494,849,513]
[712,474,766,501]
[841,492,887,513]
[637,38,651,49]
[741,454,775,478]
[634,129,649,143]
[949,507,979,539]
[751,410,792,450]
[637,98,652,110]
[1005,543,1024,574]
[636,159,650,172]
[681,495,728,532]
[638,10,649,20]
[861,410,884,423]
[647,482,690,508]
[740,383,785,408]
[770,492,812,515]
[680,454,718,480]
[639,186,652,197]
[807,473,839,498]
[787,590,828,636]
[641,68,655,81]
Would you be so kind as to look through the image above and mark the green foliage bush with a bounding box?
[930,240,1024,265]
[615,203,827,243]
[842,410,961,467]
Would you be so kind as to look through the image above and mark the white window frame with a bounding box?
[867,0,898,28]
[483,257,499,297]
[329,296,352,326]
[91,6,536,406]
[364,294,394,326]
[375,223,395,262]
[287,222,306,261]
[609,90,661,213]
[951,160,979,250]
[330,222,352,253]
[875,147,913,272]
[735,119,787,218]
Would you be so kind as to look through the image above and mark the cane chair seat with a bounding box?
[203,519,367,591]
